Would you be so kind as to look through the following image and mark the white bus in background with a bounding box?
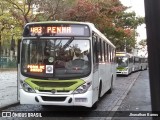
[18,21,116,108]
[116,52,133,76]
[132,56,141,72]
[140,57,148,70]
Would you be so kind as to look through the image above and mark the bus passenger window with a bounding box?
[103,42,106,62]
[106,43,109,62]
[99,38,102,62]
[101,40,104,62]
[93,36,98,63]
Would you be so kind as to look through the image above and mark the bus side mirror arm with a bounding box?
[17,39,21,64]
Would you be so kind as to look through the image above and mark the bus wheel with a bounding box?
[92,101,98,109]
[107,77,113,94]
[98,81,102,99]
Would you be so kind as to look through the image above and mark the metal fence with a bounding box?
[0,37,18,69]
[0,55,17,68]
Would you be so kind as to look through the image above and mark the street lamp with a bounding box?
[10,25,15,61]
[11,33,15,51]
[10,33,15,62]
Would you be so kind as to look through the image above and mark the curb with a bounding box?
[0,101,20,111]
[110,71,142,119]
[0,72,141,113]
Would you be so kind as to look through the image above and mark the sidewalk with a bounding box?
[0,70,19,110]
[118,70,151,111]
[112,70,152,119]
[0,70,151,116]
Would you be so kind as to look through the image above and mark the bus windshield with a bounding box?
[116,56,128,67]
[21,38,91,79]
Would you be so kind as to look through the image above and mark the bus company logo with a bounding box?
[51,89,56,94]
[46,65,53,73]
[2,112,11,117]
[47,66,52,72]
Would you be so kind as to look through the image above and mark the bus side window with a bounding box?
[113,48,116,63]
[99,38,102,62]
[101,39,105,62]
[103,41,106,62]
[108,45,111,62]
[110,48,113,62]
[110,46,112,62]
[106,43,109,62]
[93,36,99,63]
[112,48,115,63]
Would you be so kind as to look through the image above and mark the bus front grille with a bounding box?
[38,90,70,93]
[41,96,66,102]
[32,81,77,87]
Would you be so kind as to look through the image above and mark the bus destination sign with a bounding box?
[23,24,90,37]
[30,26,71,35]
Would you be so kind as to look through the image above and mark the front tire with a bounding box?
[107,77,113,94]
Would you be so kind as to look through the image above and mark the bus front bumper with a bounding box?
[116,71,129,75]
[20,89,93,107]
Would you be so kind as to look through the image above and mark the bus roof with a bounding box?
[24,21,115,48]
[24,21,94,25]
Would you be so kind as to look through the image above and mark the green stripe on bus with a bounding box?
[24,78,85,91]
[117,67,125,70]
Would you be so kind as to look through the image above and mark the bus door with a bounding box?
[92,36,100,98]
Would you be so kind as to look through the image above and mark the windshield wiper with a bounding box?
[63,37,74,49]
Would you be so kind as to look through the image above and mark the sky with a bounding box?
[120,0,146,42]
[120,0,147,56]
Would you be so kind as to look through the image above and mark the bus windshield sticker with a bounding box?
[46,65,53,74]
[23,24,90,37]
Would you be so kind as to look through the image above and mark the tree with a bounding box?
[31,0,74,21]
[63,0,144,52]
[5,0,73,25]
[113,11,144,52]
[3,0,144,54]
[0,0,24,58]
[134,39,147,57]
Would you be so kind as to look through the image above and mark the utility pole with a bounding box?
[145,0,160,111]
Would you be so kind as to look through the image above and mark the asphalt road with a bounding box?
[112,70,152,120]
[0,71,150,120]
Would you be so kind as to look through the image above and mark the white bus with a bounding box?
[132,56,141,72]
[140,57,148,70]
[18,21,116,108]
[116,52,133,76]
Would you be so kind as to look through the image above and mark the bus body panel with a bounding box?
[19,21,116,107]
[133,56,141,72]
[20,89,93,107]
[100,63,111,96]
[116,52,133,75]
[140,58,148,70]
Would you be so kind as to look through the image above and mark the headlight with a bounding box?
[73,82,91,94]
[20,81,35,93]
[124,67,128,71]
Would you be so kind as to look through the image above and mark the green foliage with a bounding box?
[0,0,144,53]
[62,0,144,52]
[138,39,147,49]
